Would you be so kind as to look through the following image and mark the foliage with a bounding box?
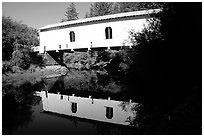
[30,52,44,67]
[2,16,43,71]
[85,2,163,18]
[2,61,14,74]
[118,2,202,104]
[84,12,90,18]
[63,52,96,70]
[11,44,31,70]
[118,3,201,134]
[2,16,39,61]
[61,2,78,22]
[86,2,114,18]
[112,2,163,14]
[96,50,113,62]
[81,3,200,133]
[2,16,15,60]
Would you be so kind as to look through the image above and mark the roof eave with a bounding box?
[39,9,161,31]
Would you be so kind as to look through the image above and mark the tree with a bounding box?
[2,16,15,60]
[2,16,39,61]
[85,2,163,18]
[12,43,31,70]
[61,3,78,22]
[112,2,163,14]
[87,2,114,18]
[118,3,201,133]
[84,12,90,18]
[2,16,42,71]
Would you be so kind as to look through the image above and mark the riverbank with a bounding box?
[3,65,68,84]
[2,65,68,95]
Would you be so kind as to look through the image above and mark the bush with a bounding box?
[2,61,13,74]
[30,52,44,67]
[12,48,31,70]
[10,43,44,70]
[2,16,39,61]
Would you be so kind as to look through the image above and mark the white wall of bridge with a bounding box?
[39,18,149,53]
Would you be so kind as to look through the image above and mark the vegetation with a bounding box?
[78,2,201,134]
[125,2,201,101]
[111,2,162,14]
[117,3,201,134]
[82,2,201,104]
[85,2,114,18]
[61,2,78,22]
[63,50,118,70]
[2,2,201,134]
[2,16,43,74]
[2,16,39,60]
[85,2,163,18]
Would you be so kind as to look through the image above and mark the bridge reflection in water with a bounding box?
[41,91,138,126]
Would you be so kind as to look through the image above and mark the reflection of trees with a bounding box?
[48,76,65,94]
[69,117,79,127]
[43,70,129,101]
[119,100,202,135]
[94,122,121,135]
[2,81,41,134]
[119,101,167,133]
[43,77,59,92]
[3,96,34,134]
[59,70,124,96]
[118,101,142,127]
[15,82,35,105]
[94,121,140,135]
[96,71,110,86]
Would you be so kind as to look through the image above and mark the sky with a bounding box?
[2,2,92,29]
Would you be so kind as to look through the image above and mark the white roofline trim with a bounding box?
[39,9,161,31]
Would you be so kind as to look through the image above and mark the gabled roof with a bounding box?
[39,9,161,31]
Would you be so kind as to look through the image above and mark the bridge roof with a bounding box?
[39,9,161,31]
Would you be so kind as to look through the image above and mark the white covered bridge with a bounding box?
[35,9,160,53]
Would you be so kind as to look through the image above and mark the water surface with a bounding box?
[2,72,140,135]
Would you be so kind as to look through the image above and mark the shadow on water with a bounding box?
[2,70,140,135]
[2,69,202,135]
[43,70,131,101]
[2,82,42,134]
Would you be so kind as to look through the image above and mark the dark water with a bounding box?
[4,97,136,135]
[2,71,140,135]
[2,70,202,135]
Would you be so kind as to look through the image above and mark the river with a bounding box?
[3,69,201,135]
[2,70,141,135]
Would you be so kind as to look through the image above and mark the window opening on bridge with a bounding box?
[45,91,48,98]
[105,27,112,39]
[70,31,75,42]
[105,106,113,119]
[71,102,77,113]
